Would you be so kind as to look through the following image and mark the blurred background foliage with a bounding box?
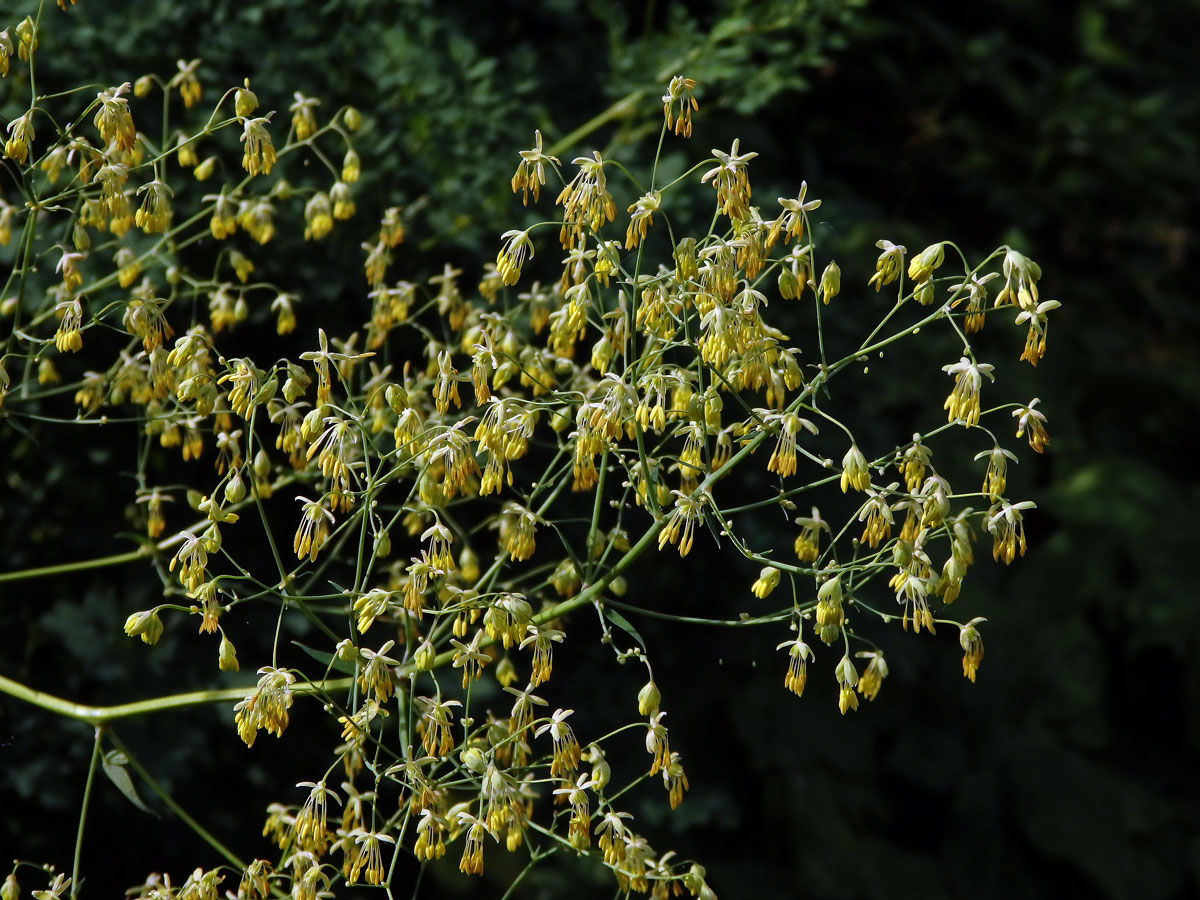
[2,0,1196,898]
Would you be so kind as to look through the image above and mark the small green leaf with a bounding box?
[604,608,645,650]
[292,640,357,675]
[101,751,157,817]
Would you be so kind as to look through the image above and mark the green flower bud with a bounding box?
[460,747,486,773]
[235,79,258,118]
[413,639,436,671]
[218,632,239,671]
[819,260,841,304]
[224,469,246,504]
[637,680,661,717]
[124,609,164,645]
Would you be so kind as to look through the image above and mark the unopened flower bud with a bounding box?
[193,156,215,181]
[638,680,661,716]
[373,529,391,559]
[235,79,258,118]
[460,747,486,773]
[385,383,409,413]
[218,632,239,671]
[413,639,436,671]
[458,545,480,583]
[224,469,246,504]
[124,609,164,645]
[819,260,841,304]
[253,448,271,480]
[494,655,518,687]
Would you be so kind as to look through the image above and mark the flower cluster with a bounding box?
[0,39,1057,900]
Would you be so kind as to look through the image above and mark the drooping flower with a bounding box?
[942,356,995,427]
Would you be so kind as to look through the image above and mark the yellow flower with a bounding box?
[777,635,815,697]
[93,83,136,151]
[235,79,258,118]
[815,573,844,645]
[942,356,995,427]
[663,751,689,809]
[1013,398,1050,453]
[793,507,829,563]
[700,139,757,220]
[304,190,333,240]
[240,115,277,176]
[293,495,335,561]
[839,444,871,492]
[959,617,986,682]
[556,151,616,248]
[819,260,841,304]
[124,609,164,645]
[535,707,581,777]
[229,249,255,284]
[835,654,859,714]
[625,190,661,249]
[996,248,1042,311]
[348,829,393,885]
[855,651,888,701]
[1015,299,1061,366]
[134,180,173,233]
[0,200,15,245]
[4,111,34,164]
[658,490,706,558]
[431,349,462,413]
[751,566,781,598]
[330,180,354,219]
[976,445,1017,500]
[0,29,13,77]
[16,17,37,62]
[237,198,275,244]
[341,148,360,183]
[233,667,295,747]
[768,181,821,246]
[767,411,818,478]
[54,299,84,353]
[857,485,895,548]
[511,129,559,204]
[986,500,1034,564]
[907,242,945,282]
[206,189,237,239]
[218,632,239,671]
[380,205,405,247]
[496,228,535,285]
[662,75,699,136]
[867,239,906,292]
[897,436,932,492]
[170,58,202,108]
[456,816,492,876]
[290,92,320,140]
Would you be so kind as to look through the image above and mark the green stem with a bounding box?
[0,671,352,724]
[548,90,646,158]
[0,548,151,585]
[105,730,245,870]
[70,727,103,900]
